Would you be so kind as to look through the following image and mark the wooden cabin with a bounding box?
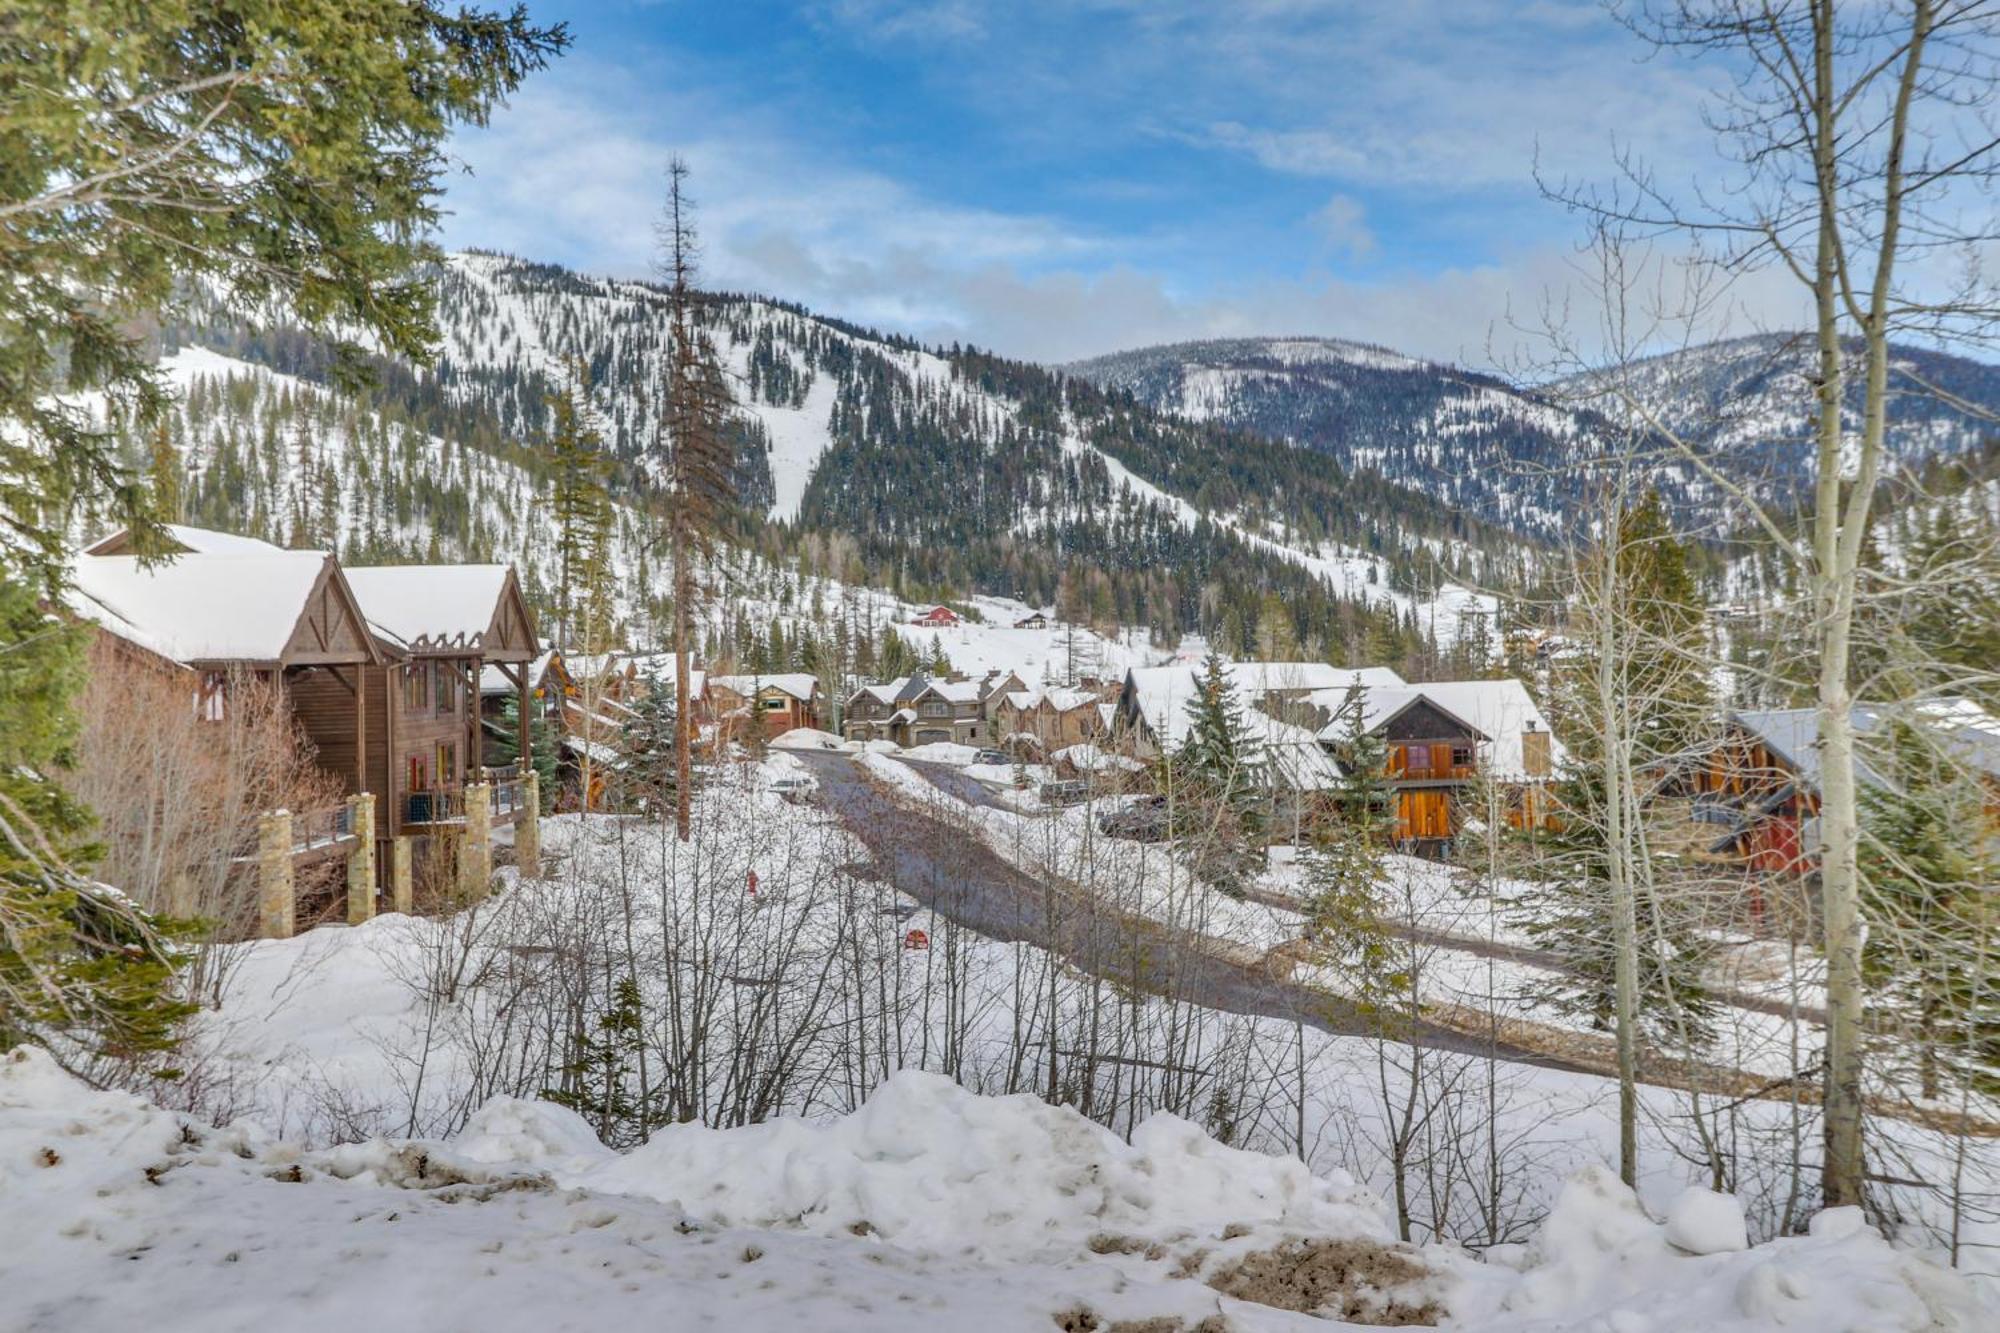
[328,564,542,860]
[1688,702,2000,877]
[1375,695,1482,843]
[993,684,1107,752]
[69,532,381,797]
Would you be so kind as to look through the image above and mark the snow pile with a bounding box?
[560,1070,1382,1259]
[5,1040,1992,1330]
[1053,742,1145,773]
[770,725,845,751]
[1456,1165,1984,1331]
[900,741,982,765]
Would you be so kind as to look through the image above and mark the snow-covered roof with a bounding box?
[1405,680,1563,782]
[342,564,513,652]
[479,648,564,697]
[917,678,985,705]
[1316,678,1564,783]
[707,672,820,702]
[1001,685,1099,713]
[1224,662,1406,697]
[69,550,340,666]
[851,677,908,705]
[83,523,283,557]
[1735,698,2000,791]
[1119,665,1344,789]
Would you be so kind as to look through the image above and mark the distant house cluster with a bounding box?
[842,669,1038,747]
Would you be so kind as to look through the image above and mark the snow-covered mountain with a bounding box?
[1070,333,2000,541]
[163,253,1516,667]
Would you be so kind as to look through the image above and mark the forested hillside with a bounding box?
[152,252,1535,673]
[1072,334,2000,542]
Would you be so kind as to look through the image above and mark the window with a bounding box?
[1451,746,1474,769]
[434,661,455,714]
[404,663,429,711]
[194,671,227,722]
[1404,744,1431,775]
[763,697,787,711]
[923,701,948,716]
[407,752,430,793]
[437,741,457,788]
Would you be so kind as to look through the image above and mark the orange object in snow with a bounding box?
[747,870,759,897]
[903,928,929,951]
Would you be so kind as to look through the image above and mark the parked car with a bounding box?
[974,748,1011,766]
[1097,794,1169,841]
[1039,779,1090,807]
[768,775,817,804]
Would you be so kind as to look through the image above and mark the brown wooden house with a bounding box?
[70,532,381,796]
[337,565,542,851]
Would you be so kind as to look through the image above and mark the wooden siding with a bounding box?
[1396,788,1454,841]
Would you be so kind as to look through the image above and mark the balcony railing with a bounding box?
[491,777,526,821]
[404,787,465,826]
[291,803,358,853]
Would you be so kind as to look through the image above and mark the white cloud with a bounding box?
[437,30,1811,371]
[1309,194,1375,261]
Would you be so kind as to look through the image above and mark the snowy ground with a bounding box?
[6,1043,1989,1332]
[6,758,1995,1329]
[854,750,1993,1115]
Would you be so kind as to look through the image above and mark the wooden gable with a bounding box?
[1378,697,1485,744]
[279,559,380,667]
[481,567,541,663]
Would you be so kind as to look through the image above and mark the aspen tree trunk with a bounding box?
[1595,495,1642,1189]
[1811,0,1930,1210]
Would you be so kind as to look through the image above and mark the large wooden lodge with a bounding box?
[72,526,544,887]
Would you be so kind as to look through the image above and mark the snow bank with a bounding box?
[5,1045,1991,1332]
[1053,742,1144,774]
[1455,1164,1985,1331]
[900,742,982,765]
[559,1069,1383,1260]
[770,726,844,751]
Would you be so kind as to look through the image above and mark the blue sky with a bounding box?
[441,1,1801,365]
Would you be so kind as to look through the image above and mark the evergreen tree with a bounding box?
[486,696,559,815]
[1859,722,2000,1098]
[1,3,564,1061]
[546,363,613,650]
[541,977,652,1148]
[1170,652,1262,896]
[1512,755,1718,1046]
[1304,684,1404,1009]
[619,674,680,809]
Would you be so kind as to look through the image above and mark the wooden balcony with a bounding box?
[1386,751,1478,782]
[403,775,528,829]
[403,788,465,827]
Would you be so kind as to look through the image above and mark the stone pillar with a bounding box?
[345,794,377,925]
[515,771,542,879]
[257,810,294,940]
[460,782,492,901]
[390,836,414,915]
